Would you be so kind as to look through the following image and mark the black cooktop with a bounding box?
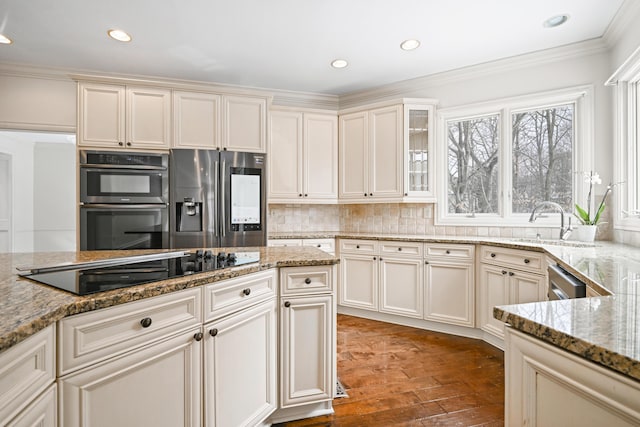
[18,250,260,296]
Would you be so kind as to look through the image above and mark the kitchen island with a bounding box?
[0,246,339,426]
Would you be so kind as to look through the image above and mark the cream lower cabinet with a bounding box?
[280,295,334,407]
[379,241,424,318]
[339,252,378,311]
[424,244,475,327]
[6,384,57,427]
[0,325,56,427]
[279,265,335,412]
[505,327,640,426]
[58,327,202,427]
[203,298,277,427]
[479,246,546,339]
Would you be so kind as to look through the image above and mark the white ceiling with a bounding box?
[0,0,625,95]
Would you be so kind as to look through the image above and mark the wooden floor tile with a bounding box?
[276,314,505,427]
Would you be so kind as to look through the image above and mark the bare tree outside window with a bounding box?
[512,104,573,213]
[447,115,500,214]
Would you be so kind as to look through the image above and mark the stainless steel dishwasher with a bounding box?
[547,264,587,300]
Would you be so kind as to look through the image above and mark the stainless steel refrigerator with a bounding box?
[169,149,266,248]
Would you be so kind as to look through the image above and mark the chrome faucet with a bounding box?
[529,201,572,240]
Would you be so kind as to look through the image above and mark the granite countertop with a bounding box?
[0,246,338,353]
[272,232,640,381]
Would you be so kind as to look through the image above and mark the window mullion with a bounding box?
[502,107,512,219]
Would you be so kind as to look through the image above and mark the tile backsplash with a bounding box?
[268,202,615,241]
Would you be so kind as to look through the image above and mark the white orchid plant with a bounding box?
[574,171,612,226]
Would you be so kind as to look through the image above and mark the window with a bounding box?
[437,87,593,226]
[608,49,640,231]
[447,115,499,214]
[511,104,573,213]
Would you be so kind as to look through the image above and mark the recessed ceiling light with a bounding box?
[543,14,569,28]
[107,29,132,42]
[0,34,12,45]
[400,39,420,51]
[331,59,348,69]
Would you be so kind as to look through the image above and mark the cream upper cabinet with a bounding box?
[339,104,404,202]
[338,111,368,199]
[269,110,337,203]
[304,113,338,201]
[78,82,171,150]
[368,105,403,199]
[173,91,221,149]
[222,95,267,152]
[404,103,436,201]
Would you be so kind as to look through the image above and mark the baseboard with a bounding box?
[337,305,505,349]
[268,401,334,425]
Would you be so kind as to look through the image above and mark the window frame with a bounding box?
[608,47,640,232]
[435,86,594,227]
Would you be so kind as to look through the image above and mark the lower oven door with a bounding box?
[80,204,168,250]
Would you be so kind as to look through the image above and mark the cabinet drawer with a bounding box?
[280,265,334,295]
[58,288,201,376]
[0,325,55,424]
[268,239,303,247]
[339,239,377,254]
[302,238,336,254]
[204,270,276,322]
[380,241,423,257]
[425,244,474,260]
[480,245,544,273]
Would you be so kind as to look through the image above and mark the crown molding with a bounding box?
[602,0,640,49]
[0,62,75,82]
[339,38,609,110]
[270,89,339,110]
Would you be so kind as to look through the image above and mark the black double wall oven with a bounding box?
[79,150,169,250]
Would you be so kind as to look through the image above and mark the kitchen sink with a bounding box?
[508,237,596,248]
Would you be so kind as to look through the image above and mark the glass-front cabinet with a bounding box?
[404,102,436,201]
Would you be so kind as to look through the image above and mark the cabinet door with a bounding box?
[339,253,378,311]
[6,384,56,427]
[204,299,277,427]
[339,111,368,200]
[269,111,303,200]
[511,271,546,304]
[425,260,475,327]
[369,105,403,199]
[126,87,171,149]
[173,91,221,149]
[280,295,333,407]
[404,104,435,200]
[304,113,338,201]
[59,328,202,427]
[379,256,423,318]
[479,263,510,338]
[78,83,125,148]
[222,95,267,152]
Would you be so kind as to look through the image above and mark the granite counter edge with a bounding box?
[0,257,338,353]
[493,305,640,382]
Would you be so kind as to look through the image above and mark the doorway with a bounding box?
[0,130,76,252]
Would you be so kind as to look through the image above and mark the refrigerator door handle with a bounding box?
[213,159,219,237]
[220,158,226,238]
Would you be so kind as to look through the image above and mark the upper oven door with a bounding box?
[79,150,169,204]
[80,166,168,204]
